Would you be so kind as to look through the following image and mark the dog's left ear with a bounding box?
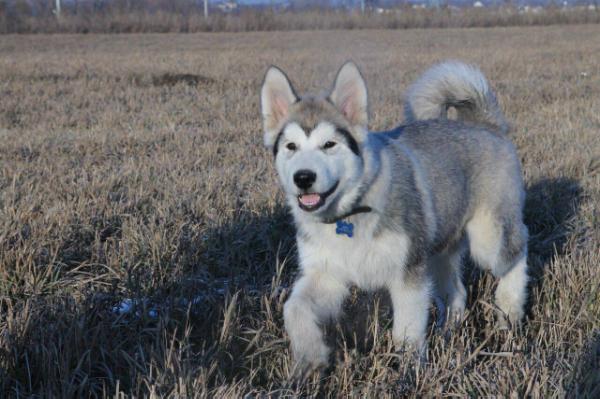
[329,61,368,128]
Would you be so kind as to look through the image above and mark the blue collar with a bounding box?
[323,206,372,225]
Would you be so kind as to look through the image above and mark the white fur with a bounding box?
[284,213,414,367]
[283,270,346,368]
[388,277,432,350]
[466,207,503,272]
[495,255,529,327]
[298,221,410,290]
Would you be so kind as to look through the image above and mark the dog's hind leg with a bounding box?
[283,271,348,373]
[431,241,467,326]
[494,253,528,328]
[466,207,529,328]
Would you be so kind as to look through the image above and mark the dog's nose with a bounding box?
[293,170,316,190]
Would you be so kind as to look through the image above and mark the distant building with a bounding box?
[473,1,484,7]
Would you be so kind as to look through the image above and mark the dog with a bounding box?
[260,60,529,372]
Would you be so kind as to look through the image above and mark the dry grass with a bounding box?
[0,25,599,397]
[2,7,600,34]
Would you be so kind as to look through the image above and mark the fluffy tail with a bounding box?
[404,61,509,134]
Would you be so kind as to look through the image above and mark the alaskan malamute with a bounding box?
[260,61,528,372]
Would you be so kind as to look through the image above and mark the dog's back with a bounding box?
[387,119,524,256]
[383,62,527,275]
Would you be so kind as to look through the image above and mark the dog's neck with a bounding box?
[321,205,373,224]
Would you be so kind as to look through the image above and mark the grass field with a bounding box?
[0,25,599,397]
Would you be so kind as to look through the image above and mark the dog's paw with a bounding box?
[494,296,524,330]
[293,341,330,368]
[393,337,428,364]
[434,295,465,330]
[496,309,523,331]
[284,297,332,376]
[288,343,330,381]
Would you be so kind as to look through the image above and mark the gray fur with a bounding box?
[404,61,509,135]
[261,61,529,373]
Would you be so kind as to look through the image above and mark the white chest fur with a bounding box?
[297,218,411,290]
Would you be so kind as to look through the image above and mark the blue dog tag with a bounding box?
[335,220,354,238]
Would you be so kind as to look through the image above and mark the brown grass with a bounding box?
[0,25,599,397]
[2,6,600,33]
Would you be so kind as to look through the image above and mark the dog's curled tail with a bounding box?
[404,61,509,135]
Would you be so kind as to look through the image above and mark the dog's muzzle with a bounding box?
[297,181,339,212]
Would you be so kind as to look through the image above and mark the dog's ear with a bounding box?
[261,66,298,147]
[329,61,368,128]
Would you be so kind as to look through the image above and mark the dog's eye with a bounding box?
[323,141,337,150]
[286,143,297,151]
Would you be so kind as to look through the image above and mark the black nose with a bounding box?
[293,170,316,190]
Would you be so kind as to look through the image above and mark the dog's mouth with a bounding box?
[297,181,339,212]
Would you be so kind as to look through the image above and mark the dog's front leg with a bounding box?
[387,274,432,354]
[283,270,347,374]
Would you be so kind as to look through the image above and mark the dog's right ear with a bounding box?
[329,61,368,129]
[261,66,298,147]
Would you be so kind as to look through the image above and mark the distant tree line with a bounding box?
[0,0,598,33]
[0,0,389,16]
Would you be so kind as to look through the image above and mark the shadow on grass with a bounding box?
[1,203,297,396]
[572,331,600,396]
[525,177,583,273]
[1,177,584,395]
[523,176,583,317]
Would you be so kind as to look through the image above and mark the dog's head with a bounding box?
[260,62,369,218]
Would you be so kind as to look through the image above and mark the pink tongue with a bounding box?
[299,193,321,207]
